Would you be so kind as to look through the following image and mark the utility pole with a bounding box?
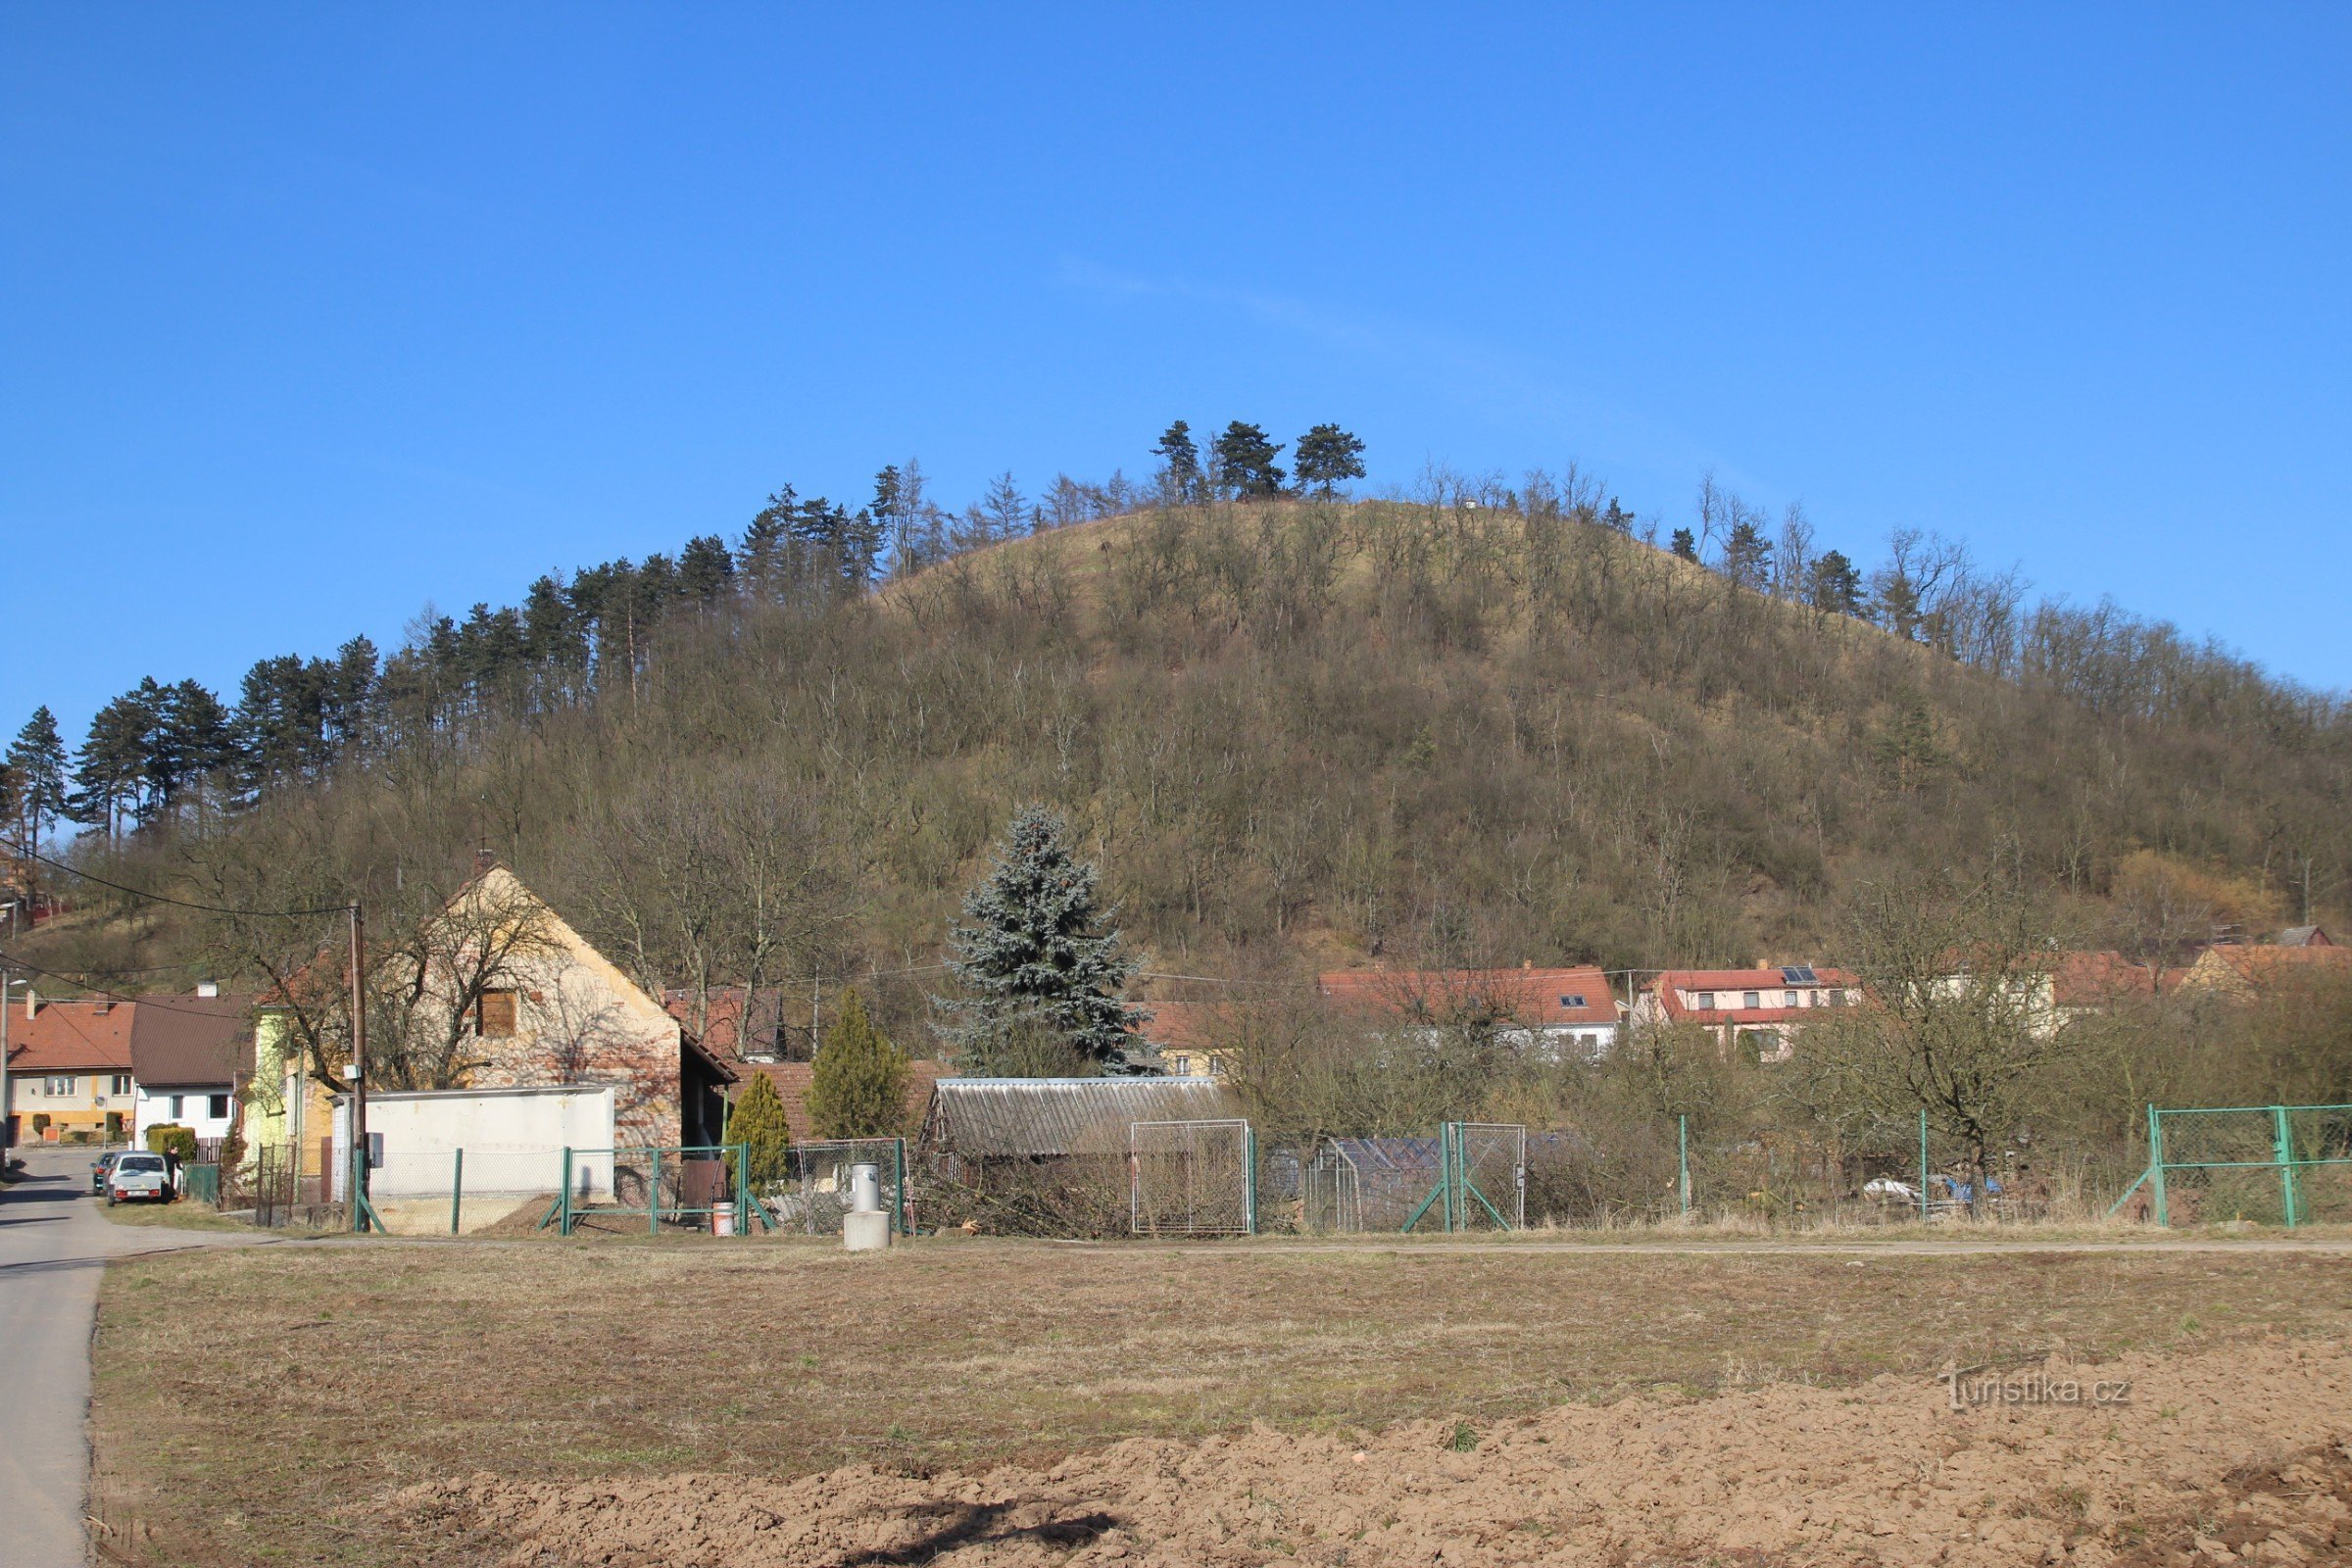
[349,903,368,1232]
[2,964,15,1164]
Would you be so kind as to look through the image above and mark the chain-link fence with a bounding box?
[1301,1124,1527,1233]
[1129,1119,1256,1236]
[765,1139,909,1235]
[2140,1103,2352,1227]
[554,1144,763,1236]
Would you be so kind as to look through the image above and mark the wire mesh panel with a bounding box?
[2283,1106,2352,1224]
[769,1138,908,1235]
[2157,1107,2290,1225]
[1129,1119,1255,1236]
[1451,1123,1526,1230]
[1301,1137,1446,1233]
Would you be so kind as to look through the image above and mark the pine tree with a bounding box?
[1720,518,1773,590]
[1600,498,1636,535]
[1809,551,1863,616]
[6,707,71,858]
[1670,527,1699,562]
[721,1070,794,1190]
[806,988,910,1138]
[935,805,1153,1075]
[1210,421,1286,499]
[1291,423,1366,497]
[1153,420,1202,504]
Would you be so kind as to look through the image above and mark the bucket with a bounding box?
[712,1200,736,1237]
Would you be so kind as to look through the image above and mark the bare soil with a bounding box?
[90,1238,2352,1565]
[397,1341,2352,1567]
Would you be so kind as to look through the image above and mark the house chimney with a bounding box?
[473,849,497,875]
[196,980,220,999]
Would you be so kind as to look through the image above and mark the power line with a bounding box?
[0,949,267,1022]
[0,839,352,918]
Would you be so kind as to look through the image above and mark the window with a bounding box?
[44,1075,75,1097]
[1743,991,1761,1009]
[1785,990,1799,1007]
[1560,994,1587,1008]
[1696,992,1715,1009]
[110,1074,131,1096]
[474,990,519,1038]
[208,1094,231,1120]
[170,1095,185,1120]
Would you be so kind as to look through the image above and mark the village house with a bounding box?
[126,988,255,1152]
[243,860,737,1184]
[1319,965,1622,1060]
[2179,939,2352,1001]
[3,991,135,1144]
[1139,1000,1240,1079]
[1632,965,1860,1060]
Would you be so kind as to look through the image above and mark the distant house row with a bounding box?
[1135,927,2343,1076]
[5,852,2341,1166]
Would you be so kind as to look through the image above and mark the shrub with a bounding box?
[807,989,910,1139]
[146,1123,199,1163]
[721,1073,792,1191]
[104,1111,124,1141]
[30,1113,49,1134]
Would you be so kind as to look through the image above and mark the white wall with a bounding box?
[331,1084,616,1200]
[132,1084,234,1146]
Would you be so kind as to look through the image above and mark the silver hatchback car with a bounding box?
[107,1152,173,1205]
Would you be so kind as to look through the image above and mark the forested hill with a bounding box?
[10,489,2348,1045]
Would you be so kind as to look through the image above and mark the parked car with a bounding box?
[90,1151,123,1195]
[107,1152,173,1205]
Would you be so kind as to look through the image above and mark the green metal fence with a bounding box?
[2130,1102,2352,1227]
[549,1144,771,1237]
[1402,1122,1526,1233]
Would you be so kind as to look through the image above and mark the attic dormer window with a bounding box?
[1785,990,1799,1006]
[1697,992,1714,1009]
[1743,991,1760,1009]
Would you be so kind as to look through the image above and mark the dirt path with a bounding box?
[398,1340,2352,1567]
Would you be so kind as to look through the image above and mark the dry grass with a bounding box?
[91,1234,2352,1566]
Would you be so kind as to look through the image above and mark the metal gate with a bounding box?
[2130,1103,2352,1227]
[1130,1119,1256,1236]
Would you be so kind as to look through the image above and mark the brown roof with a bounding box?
[744,1058,948,1145]
[127,994,258,1088]
[1317,966,1620,1027]
[4,996,136,1075]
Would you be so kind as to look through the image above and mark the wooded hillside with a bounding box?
[10,488,2347,1051]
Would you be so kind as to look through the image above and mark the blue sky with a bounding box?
[5,6,2347,745]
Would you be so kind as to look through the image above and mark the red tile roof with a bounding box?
[4,997,137,1075]
[743,1059,949,1145]
[1316,966,1619,1027]
[2047,952,2175,1007]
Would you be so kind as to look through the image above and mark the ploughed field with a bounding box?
[90,1236,2352,1566]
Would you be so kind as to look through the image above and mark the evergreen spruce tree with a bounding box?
[935,805,1153,1075]
[1670,527,1699,562]
[721,1070,794,1191]
[6,707,71,858]
[806,988,911,1137]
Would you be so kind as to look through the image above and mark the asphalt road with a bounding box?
[0,1145,269,1568]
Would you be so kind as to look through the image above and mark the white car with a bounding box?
[107,1152,173,1205]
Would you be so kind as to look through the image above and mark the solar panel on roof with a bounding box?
[1782,965,1818,985]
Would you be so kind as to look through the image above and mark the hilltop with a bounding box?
[11,494,2347,1045]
